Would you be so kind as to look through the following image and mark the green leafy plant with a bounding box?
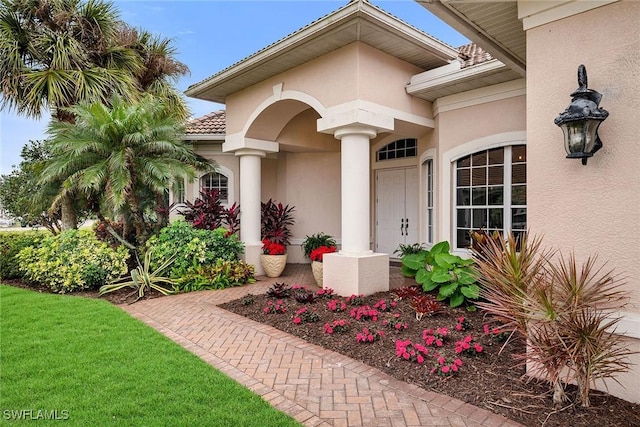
[145,220,244,289]
[16,230,129,293]
[175,260,256,292]
[401,241,479,307]
[302,232,337,259]
[393,242,426,258]
[0,230,46,279]
[99,250,176,300]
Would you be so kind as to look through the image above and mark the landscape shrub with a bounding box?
[401,241,479,308]
[175,260,255,292]
[16,230,129,293]
[0,230,46,279]
[145,220,249,290]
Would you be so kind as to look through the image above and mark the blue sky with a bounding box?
[0,0,468,175]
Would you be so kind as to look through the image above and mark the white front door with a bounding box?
[376,168,419,256]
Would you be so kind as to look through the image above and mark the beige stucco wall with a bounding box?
[430,94,526,249]
[526,1,640,403]
[224,41,429,136]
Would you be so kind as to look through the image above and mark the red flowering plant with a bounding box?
[430,355,464,376]
[293,307,320,324]
[323,319,350,334]
[356,328,385,344]
[395,340,430,365]
[262,239,286,255]
[309,245,337,262]
[382,313,409,331]
[455,335,484,355]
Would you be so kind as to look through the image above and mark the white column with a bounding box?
[236,149,266,275]
[334,126,377,254]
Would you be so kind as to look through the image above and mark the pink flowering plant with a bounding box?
[430,355,464,376]
[455,335,484,355]
[264,300,286,314]
[422,327,449,347]
[293,307,320,324]
[356,328,385,343]
[455,316,472,332]
[316,287,335,299]
[349,305,379,322]
[382,313,409,331]
[395,339,430,365]
[346,294,365,306]
[323,319,350,335]
[373,299,397,312]
[327,299,347,313]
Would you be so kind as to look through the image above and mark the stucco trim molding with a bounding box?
[433,79,526,116]
[407,59,506,94]
[328,100,435,130]
[317,108,394,135]
[518,0,619,31]
[614,311,640,339]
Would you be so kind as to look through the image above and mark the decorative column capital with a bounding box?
[223,134,279,154]
[234,148,267,158]
[317,108,394,138]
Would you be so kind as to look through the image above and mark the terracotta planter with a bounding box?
[260,254,287,278]
[311,261,323,286]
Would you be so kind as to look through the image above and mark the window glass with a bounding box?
[454,145,526,249]
[377,139,418,161]
[200,172,229,202]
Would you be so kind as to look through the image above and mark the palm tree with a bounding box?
[0,0,141,229]
[42,95,210,247]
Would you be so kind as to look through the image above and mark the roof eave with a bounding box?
[185,1,460,103]
[417,0,526,77]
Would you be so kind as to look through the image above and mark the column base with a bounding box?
[243,243,264,276]
[323,252,389,296]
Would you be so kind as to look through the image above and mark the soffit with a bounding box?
[417,1,526,76]
[186,1,459,104]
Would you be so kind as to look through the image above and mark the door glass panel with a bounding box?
[512,145,526,163]
[457,229,471,248]
[512,208,527,230]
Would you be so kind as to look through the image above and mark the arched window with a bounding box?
[454,145,526,249]
[200,172,228,203]
[376,138,417,161]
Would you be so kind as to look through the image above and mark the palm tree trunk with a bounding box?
[60,194,78,230]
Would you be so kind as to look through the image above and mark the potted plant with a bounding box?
[302,233,337,286]
[260,199,295,277]
[260,239,287,278]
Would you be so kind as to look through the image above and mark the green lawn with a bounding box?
[0,285,300,426]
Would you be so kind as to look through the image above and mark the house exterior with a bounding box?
[181,0,639,403]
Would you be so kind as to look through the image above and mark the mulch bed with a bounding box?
[219,286,640,427]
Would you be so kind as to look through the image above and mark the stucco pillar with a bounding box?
[235,149,266,275]
[223,136,278,276]
[335,126,376,255]
[317,111,393,296]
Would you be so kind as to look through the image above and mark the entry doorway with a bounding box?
[375,168,418,257]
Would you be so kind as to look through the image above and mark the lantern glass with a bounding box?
[561,119,601,157]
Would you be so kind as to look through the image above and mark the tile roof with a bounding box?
[185,110,226,135]
[458,43,494,68]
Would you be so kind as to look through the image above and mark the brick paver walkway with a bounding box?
[121,264,523,427]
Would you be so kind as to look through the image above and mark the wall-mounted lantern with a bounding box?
[554,65,609,165]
